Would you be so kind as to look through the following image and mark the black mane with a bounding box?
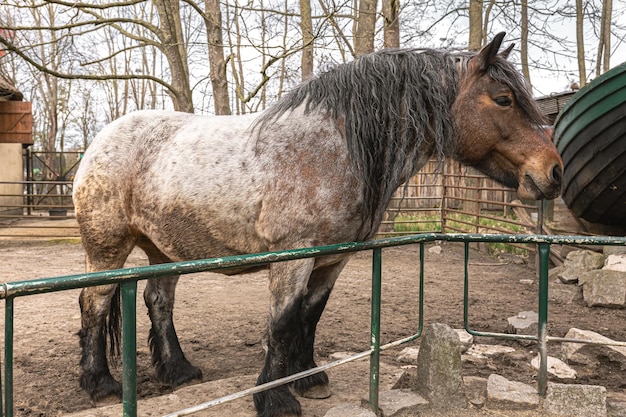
[257,48,542,238]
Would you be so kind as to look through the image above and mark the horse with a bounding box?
[73,32,562,417]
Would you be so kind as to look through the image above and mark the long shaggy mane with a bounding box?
[257,48,542,238]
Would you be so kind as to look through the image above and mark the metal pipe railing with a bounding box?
[1,233,625,417]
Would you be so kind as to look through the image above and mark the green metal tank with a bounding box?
[553,62,626,228]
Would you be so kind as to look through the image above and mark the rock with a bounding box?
[465,344,516,358]
[559,250,605,284]
[329,351,356,360]
[604,246,626,256]
[549,281,583,304]
[377,389,429,417]
[543,383,606,417]
[428,245,442,254]
[396,347,419,365]
[561,328,626,367]
[607,391,626,417]
[580,269,626,308]
[549,265,566,281]
[415,323,466,409]
[454,328,473,353]
[486,374,539,410]
[507,310,538,336]
[324,403,377,417]
[530,354,577,379]
[464,376,488,409]
[566,249,606,270]
[605,254,626,272]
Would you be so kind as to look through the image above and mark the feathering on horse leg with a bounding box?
[144,275,202,387]
[290,260,348,399]
[254,258,315,417]
[78,283,122,402]
[76,216,136,401]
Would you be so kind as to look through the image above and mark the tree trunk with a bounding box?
[596,0,612,76]
[354,0,378,56]
[300,0,314,80]
[468,0,482,50]
[576,0,586,87]
[153,0,194,113]
[520,0,531,87]
[382,0,399,48]
[205,0,231,115]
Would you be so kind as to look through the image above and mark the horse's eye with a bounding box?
[494,96,512,107]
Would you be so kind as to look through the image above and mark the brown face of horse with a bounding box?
[452,32,563,200]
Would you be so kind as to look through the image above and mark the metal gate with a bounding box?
[1,233,625,416]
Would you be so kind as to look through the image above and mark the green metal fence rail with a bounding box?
[1,233,625,416]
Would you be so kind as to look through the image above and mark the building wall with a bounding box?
[0,143,23,216]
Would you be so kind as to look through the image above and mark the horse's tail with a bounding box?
[107,284,122,362]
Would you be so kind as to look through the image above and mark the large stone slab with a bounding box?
[579,269,626,308]
[415,323,466,409]
[324,403,377,417]
[543,383,606,417]
[605,254,626,272]
[530,355,577,379]
[377,389,429,417]
[562,328,626,367]
[558,250,606,284]
[486,374,539,410]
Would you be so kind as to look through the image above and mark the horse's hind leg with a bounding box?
[78,230,136,401]
[290,260,347,399]
[139,240,203,387]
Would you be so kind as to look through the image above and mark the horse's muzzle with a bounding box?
[519,163,562,200]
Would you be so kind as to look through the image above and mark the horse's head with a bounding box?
[452,32,563,200]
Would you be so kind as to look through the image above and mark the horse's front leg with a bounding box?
[254,258,315,417]
[144,275,203,387]
[290,259,348,399]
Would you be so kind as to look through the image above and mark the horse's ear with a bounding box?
[499,43,515,60]
[475,32,506,72]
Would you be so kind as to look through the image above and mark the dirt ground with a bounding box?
[1,236,626,416]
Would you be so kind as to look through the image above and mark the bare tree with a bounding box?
[576,0,587,87]
[520,0,531,86]
[300,0,315,79]
[354,0,378,55]
[205,0,232,114]
[596,0,612,76]
[382,0,399,48]
[468,0,482,50]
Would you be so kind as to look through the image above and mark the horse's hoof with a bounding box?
[254,386,302,417]
[80,372,122,402]
[157,360,203,388]
[299,383,331,399]
[291,371,330,399]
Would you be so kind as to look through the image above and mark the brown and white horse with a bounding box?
[73,32,562,417]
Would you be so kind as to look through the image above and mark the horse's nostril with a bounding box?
[552,164,563,184]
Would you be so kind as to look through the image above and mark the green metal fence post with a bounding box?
[3,297,13,417]
[369,248,382,415]
[121,281,138,417]
[537,243,550,396]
